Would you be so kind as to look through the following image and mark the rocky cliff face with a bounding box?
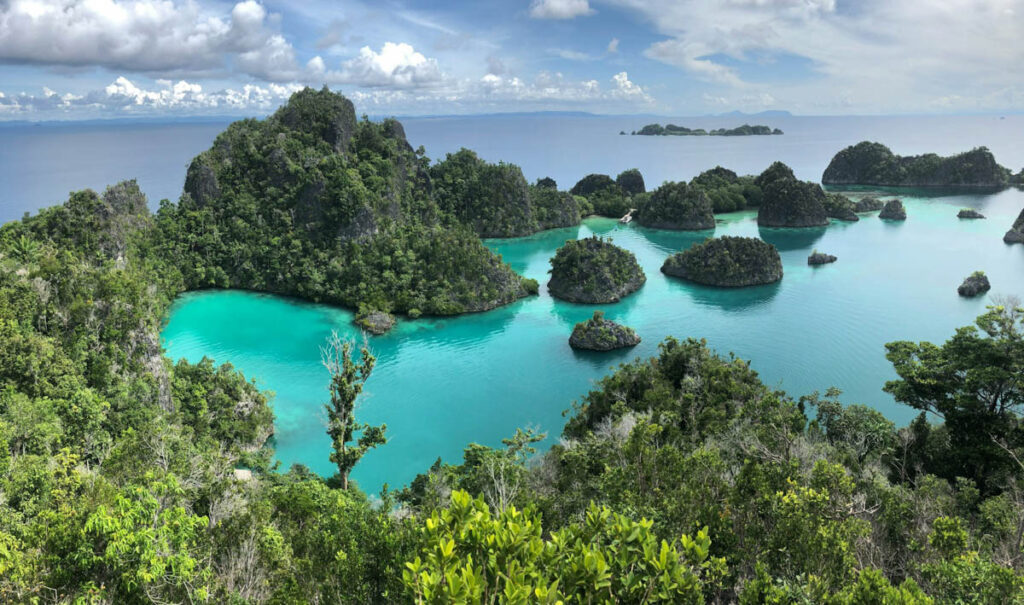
[548,237,646,303]
[879,199,907,220]
[569,311,641,351]
[958,272,991,297]
[662,236,782,287]
[823,142,1012,188]
[854,197,885,212]
[823,193,859,222]
[1004,209,1024,244]
[808,251,838,265]
[757,177,829,228]
[635,181,715,230]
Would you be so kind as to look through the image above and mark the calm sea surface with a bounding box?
[4,114,1024,492]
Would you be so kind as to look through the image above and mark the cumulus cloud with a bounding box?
[0,77,303,115]
[474,70,652,107]
[0,0,301,80]
[609,71,651,102]
[529,0,595,20]
[311,42,445,88]
[606,0,1024,113]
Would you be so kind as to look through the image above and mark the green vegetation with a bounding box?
[159,88,534,317]
[548,236,646,303]
[430,148,580,237]
[823,192,859,221]
[662,235,783,286]
[616,168,646,195]
[4,89,1024,603]
[569,173,642,218]
[568,310,641,351]
[690,166,763,213]
[634,123,782,136]
[823,142,1013,187]
[636,180,716,230]
[321,333,385,489]
[756,161,830,227]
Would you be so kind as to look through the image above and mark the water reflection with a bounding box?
[757,225,827,252]
[671,279,783,313]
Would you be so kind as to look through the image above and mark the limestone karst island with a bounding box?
[1,2,1024,603]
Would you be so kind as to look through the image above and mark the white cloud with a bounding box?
[529,0,595,20]
[0,0,301,80]
[547,48,597,61]
[606,0,1024,113]
[607,38,620,53]
[0,77,303,115]
[610,71,651,102]
[319,42,445,88]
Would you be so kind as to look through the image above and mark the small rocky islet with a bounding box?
[879,199,907,220]
[854,196,885,212]
[354,309,396,335]
[662,236,783,287]
[568,311,641,351]
[958,271,992,297]
[808,251,838,265]
[958,208,986,219]
[548,236,646,303]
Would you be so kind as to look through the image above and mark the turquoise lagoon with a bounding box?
[161,189,1024,493]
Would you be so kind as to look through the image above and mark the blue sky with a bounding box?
[1,0,1022,119]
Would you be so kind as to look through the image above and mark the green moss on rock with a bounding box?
[662,236,782,287]
[569,310,641,351]
[635,181,715,230]
[548,236,646,303]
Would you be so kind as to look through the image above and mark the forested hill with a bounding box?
[158,87,535,317]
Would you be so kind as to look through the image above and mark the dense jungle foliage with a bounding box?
[158,88,533,316]
[822,142,1016,188]
[2,88,1024,603]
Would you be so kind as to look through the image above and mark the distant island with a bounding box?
[822,141,1023,188]
[629,123,783,136]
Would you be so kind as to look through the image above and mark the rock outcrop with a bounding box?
[662,236,783,287]
[1004,209,1024,244]
[354,309,396,335]
[822,142,1012,188]
[958,272,991,297]
[823,193,859,222]
[635,181,715,230]
[879,199,907,220]
[958,208,985,219]
[548,236,646,303]
[854,197,885,212]
[569,311,641,351]
[756,162,829,227]
[808,251,837,265]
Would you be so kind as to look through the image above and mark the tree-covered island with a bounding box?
[547,236,646,303]
[662,235,783,286]
[633,123,783,136]
[823,141,1021,188]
